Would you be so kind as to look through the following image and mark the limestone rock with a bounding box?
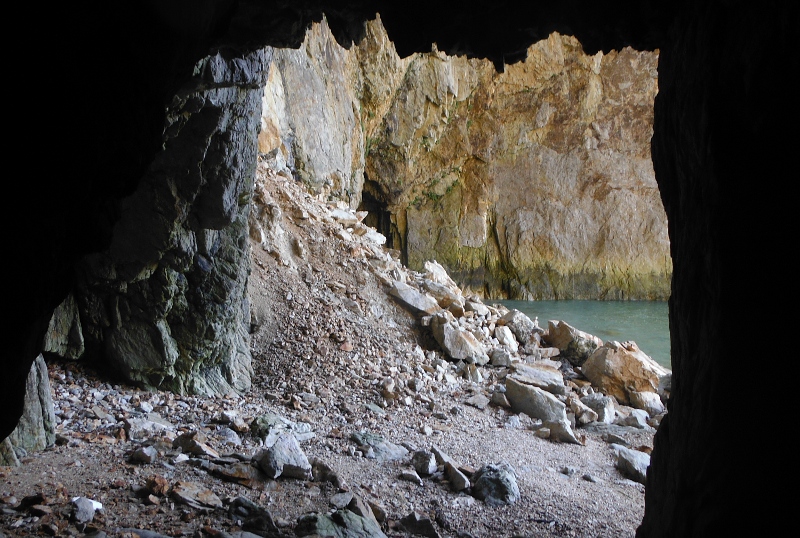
[504,377,567,423]
[399,512,440,538]
[500,309,540,346]
[494,325,519,352]
[543,320,603,366]
[581,340,669,404]
[389,280,441,316]
[629,390,666,416]
[254,433,312,480]
[412,450,438,476]
[612,444,650,484]
[580,393,616,424]
[430,313,489,365]
[350,431,408,462]
[509,361,566,396]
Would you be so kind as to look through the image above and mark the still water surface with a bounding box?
[495,300,671,370]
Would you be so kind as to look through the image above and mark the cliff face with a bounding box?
[72,50,269,395]
[263,18,670,300]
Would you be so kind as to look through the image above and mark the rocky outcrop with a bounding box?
[260,18,670,300]
[0,356,55,466]
[71,50,269,395]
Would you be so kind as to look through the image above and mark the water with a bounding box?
[494,300,671,370]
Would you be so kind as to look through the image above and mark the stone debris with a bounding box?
[254,433,312,480]
[471,462,521,506]
[612,444,652,485]
[295,509,387,538]
[2,156,667,537]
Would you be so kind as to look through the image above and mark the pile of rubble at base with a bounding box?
[375,254,670,449]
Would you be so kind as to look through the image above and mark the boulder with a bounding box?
[493,325,519,352]
[350,431,408,462]
[296,509,388,538]
[629,390,666,416]
[389,280,441,316]
[430,313,489,365]
[471,462,521,506]
[0,355,55,465]
[500,309,540,345]
[254,433,312,480]
[509,361,566,396]
[504,377,567,423]
[543,320,602,366]
[580,393,616,424]
[581,340,669,404]
[612,444,650,484]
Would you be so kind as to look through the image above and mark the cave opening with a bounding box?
[357,176,395,251]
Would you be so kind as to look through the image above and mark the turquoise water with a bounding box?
[494,300,671,370]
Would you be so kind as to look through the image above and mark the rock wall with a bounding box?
[71,49,269,395]
[0,356,55,466]
[262,18,670,300]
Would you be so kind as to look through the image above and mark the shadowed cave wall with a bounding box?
[6,1,797,536]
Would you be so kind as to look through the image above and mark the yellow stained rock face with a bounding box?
[263,17,670,300]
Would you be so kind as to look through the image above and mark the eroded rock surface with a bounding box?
[260,18,671,301]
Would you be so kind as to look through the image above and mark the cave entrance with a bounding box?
[358,177,395,251]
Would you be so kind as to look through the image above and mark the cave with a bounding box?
[6,1,795,536]
[358,177,397,252]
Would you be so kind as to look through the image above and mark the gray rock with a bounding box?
[2,355,56,465]
[543,320,602,366]
[471,462,520,506]
[74,50,264,398]
[430,313,489,365]
[43,293,84,359]
[311,457,348,490]
[413,450,438,476]
[389,280,441,316]
[173,430,220,458]
[129,445,159,464]
[444,462,470,491]
[509,361,566,396]
[500,309,540,345]
[350,431,409,462]
[255,433,312,480]
[399,469,423,486]
[71,497,101,525]
[504,377,567,423]
[431,445,458,468]
[250,413,315,445]
[464,393,490,410]
[489,347,513,367]
[331,492,355,509]
[123,413,176,441]
[616,409,652,430]
[493,325,518,352]
[399,511,441,538]
[296,509,387,538]
[227,496,278,535]
[347,494,380,525]
[629,390,666,416]
[612,444,650,484]
[544,419,584,445]
[580,393,616,424]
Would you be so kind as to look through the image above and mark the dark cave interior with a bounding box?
[7,1,797,536]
